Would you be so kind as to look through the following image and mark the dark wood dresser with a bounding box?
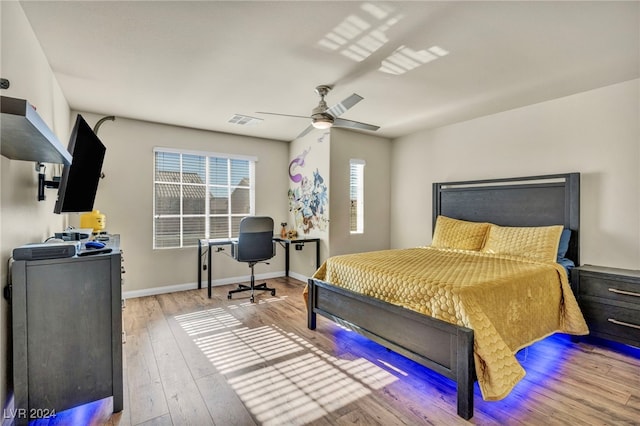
[11,249,123,424]
[571,265,640,348]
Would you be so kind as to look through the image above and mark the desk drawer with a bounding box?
[579,274,640,304]
[581,300,640,346]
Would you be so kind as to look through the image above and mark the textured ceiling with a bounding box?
[18,1,640,141]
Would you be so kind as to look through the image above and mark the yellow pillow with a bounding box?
[431,216,491,251]
[482,224,563,262]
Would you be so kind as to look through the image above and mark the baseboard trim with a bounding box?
[122,271,287,299]
[289,271,312,283]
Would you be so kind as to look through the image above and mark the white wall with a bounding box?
[287,129,331,278]
[329,128,391,257]
[286,127,392,278]
[391,79,640,270]
[72,113,290,296]
[0,1,71,411]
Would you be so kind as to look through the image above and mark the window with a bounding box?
[349,159,365,234]
[153,148,255,249]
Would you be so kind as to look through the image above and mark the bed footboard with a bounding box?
[307,278,475,420]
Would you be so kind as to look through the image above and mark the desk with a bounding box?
[272,237,321,278]
[197,236,320,298]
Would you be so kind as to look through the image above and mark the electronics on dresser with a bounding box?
[85,241,105,249]
[54,230,93,241]
[77,247,112,257]
[13,241,80,261]
[94,233,111,242]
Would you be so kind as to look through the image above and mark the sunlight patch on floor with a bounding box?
[175,305,398,425]
[174,307,242,336]
[228,352,371,425]
[196,325,304,374]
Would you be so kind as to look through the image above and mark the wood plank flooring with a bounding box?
[34,277,640,425]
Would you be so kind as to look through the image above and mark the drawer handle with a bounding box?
[608,318,640,330]
[608,288,640,298]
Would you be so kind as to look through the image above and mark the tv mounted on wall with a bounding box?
[54,114,106,214]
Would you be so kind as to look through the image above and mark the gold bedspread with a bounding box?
[311,247,588,401]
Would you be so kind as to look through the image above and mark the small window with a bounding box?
[153,148,256,249]
[350,159,365,234]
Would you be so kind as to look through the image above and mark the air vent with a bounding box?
[228,114,263,126]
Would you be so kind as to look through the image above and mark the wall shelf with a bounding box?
[1,95,72,165]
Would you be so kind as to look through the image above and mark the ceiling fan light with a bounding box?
[312,117,333,129]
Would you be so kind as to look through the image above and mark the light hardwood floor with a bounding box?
[36,277,640,425]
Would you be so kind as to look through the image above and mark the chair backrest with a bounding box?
[235,216,275,263]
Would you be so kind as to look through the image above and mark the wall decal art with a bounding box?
[288,147,310,183]
[288,168,328,234]
[317,131,330,143]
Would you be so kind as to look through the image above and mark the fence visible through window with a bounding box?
[153,149,255,249]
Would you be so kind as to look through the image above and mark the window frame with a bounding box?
[153,147,256,249]
[349,158,365,234]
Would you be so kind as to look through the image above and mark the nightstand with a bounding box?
[571,265,640,347]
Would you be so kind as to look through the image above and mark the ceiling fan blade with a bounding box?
[333,117,380,132]
[256,112,309,120]
[326,93,363,118]
[295,125,314,139]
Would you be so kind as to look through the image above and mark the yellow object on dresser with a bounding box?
[80,209,106,232]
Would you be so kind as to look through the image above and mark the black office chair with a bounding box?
[227,216,276,303]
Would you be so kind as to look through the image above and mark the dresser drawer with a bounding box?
[579,273,640,304]
[580,300,640,346]
[571,265,640,347]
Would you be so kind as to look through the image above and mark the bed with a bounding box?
[306,173,588,420]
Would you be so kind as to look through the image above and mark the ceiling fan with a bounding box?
[257,85,380,138]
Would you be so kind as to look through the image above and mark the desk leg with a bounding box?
[197,242,202,290]
[285,243,290,277]
[207,244,212,298]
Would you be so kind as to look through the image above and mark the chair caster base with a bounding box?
[227,282,275,302]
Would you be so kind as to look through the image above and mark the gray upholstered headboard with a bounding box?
[433,173,580,265]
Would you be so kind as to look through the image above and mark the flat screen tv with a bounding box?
[54,114,106,214]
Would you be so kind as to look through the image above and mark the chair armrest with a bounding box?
[231,241,239,259]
